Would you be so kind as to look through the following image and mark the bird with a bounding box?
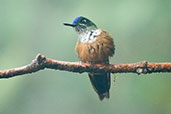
[64,16,115,100]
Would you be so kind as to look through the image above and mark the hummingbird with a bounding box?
[64,16,115,100]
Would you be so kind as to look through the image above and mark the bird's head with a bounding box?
[64,16,97,34]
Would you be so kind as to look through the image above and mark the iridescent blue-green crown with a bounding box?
[72,16,81,25]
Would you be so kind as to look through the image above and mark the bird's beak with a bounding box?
[63,23,76,27]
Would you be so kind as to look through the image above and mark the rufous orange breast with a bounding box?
[76,29,114,63]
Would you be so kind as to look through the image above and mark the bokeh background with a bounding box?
[0,0,171,114]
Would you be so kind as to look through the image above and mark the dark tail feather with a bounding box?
[88,72,111,100]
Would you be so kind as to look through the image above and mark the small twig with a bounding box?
[0,53,171,79]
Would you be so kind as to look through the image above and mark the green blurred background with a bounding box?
[0,0,171,114]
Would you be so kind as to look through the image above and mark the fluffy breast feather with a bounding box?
[75,29,115,63]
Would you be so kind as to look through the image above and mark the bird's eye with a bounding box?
[82,19,87,23]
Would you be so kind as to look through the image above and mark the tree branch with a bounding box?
[0,53,171,79]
